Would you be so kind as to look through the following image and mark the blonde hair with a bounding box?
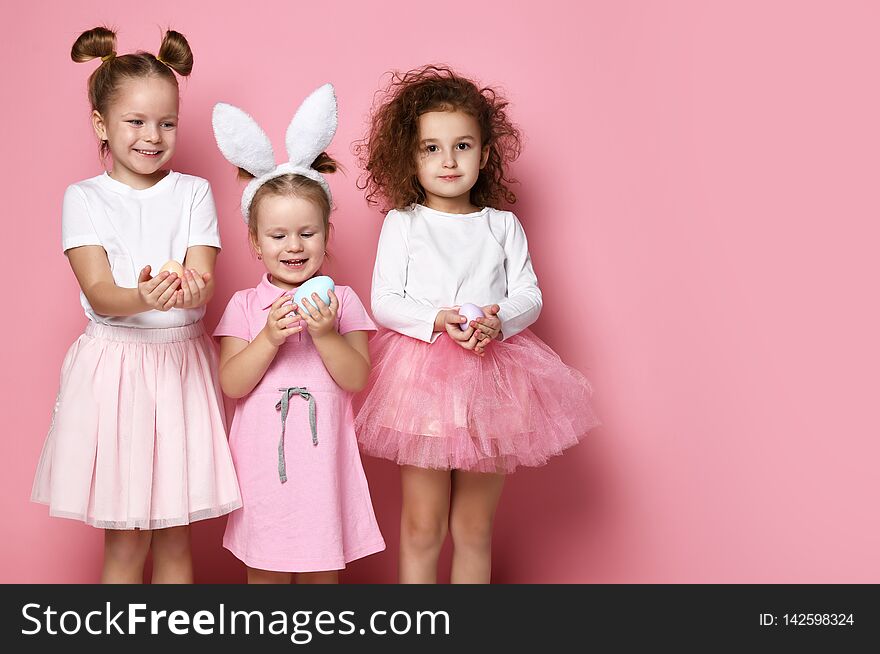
[239,154,338,252]
[71,27,194,157]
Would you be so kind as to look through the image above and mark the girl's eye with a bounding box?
[456,143,470,150]
[161,122,176,129]
[426,145,439,153]
[301,233,314,238]
[271,235,285,240]
[127,120,144,126]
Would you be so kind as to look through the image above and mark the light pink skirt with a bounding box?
[32,321,241,530]
[354,329,600,473]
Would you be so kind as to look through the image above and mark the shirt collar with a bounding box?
[255,273,292,310]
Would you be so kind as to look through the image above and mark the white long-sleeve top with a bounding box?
[371,204,542,343]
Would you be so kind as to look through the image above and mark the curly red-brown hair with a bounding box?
[355,64,522,212]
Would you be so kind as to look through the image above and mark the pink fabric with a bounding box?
[214,274,385,572]
[354,329,600,473]
[31,322,241,529]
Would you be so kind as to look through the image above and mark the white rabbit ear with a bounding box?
[212,103,277,177]
[285,84,338,168]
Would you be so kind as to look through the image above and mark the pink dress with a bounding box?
[214,274,385,572]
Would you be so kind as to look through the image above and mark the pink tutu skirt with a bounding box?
[354,329,599,473]
[32,321,242,530]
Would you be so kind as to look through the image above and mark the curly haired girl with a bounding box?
[354,65,599,583]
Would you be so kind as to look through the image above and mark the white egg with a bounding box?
[458,303,485,330]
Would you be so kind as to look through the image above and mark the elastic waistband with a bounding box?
[84,321,206,344]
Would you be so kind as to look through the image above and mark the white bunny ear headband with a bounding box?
[212,83,338,223]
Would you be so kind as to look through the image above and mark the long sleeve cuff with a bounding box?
[496,287,542,340]
[372,293,440,343]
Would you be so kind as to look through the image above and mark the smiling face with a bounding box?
[91,75,179,189]
[415,109,490,213]
[251,194,327,291]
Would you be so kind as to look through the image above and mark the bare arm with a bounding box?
[312,330,371,393]
[66,245,181,317]
[298,291,371,392]
[218,333,280,399]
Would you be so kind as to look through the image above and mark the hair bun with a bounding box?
[71,26,117,63]
[312,152,338,175]
[157,29,194,76]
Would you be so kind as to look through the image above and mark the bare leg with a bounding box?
[247,567,292,584]
[295,571,339,584]
[399,465,451,584]
[151,525,193,584]
[449,470,505,584]
[102,529,152,584]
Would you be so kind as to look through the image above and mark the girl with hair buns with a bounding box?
[31,27,241,583]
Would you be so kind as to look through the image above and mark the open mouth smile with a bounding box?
[281,258,308,269]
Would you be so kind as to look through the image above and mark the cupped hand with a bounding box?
[173,269,213,309]
[137,265,181,312]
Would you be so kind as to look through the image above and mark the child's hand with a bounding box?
[473,304,502,356]
[137,265,181,312]
[297,289,339,340]
[173,269,213,309]
[262,294,303,347]
[442,308,482,354]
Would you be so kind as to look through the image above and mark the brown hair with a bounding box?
[355,64,522,212]
[71,27,194,158]
[240,154,338,254]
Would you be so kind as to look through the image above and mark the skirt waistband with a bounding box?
[84,320,206,344]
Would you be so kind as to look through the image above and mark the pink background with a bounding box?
[2,1,878,583]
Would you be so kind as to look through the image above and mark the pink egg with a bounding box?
[458,303,484,330]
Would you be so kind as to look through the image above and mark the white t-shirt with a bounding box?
[61,171,222,328]
[371,204,542,343]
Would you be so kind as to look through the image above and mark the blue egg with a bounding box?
[293,275,335,309]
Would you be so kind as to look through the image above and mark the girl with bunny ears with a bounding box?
[212,84,385,583]
[354,65,599,583]
[31,27,241,583]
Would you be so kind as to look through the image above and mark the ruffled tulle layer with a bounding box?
[354,329,599,473]
[32,322,241,529]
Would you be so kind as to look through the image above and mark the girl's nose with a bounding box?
[143,125,161,142]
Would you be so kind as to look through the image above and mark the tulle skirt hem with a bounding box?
[355,329,600,473]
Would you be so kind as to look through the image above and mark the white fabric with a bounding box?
[371,204,542,343]
[212,83,337,222]
[61,172,221,328]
